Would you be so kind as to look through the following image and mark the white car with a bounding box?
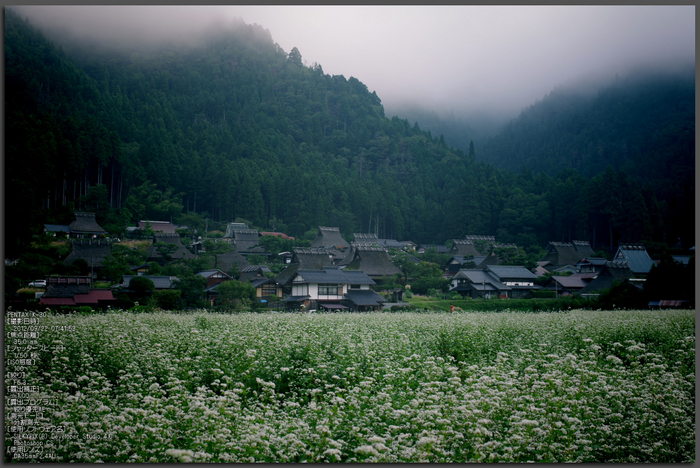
[29,279,46,288]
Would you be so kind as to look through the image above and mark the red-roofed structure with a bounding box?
[261,232,295,240]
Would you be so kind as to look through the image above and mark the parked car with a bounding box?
[28,279,46,288]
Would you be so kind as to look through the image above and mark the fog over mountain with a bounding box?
[11,5,695,124]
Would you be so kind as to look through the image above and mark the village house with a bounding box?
[483,265,541,298]
[310,226,350,263]
[69,212,107,238]
[544,275,589,296]
[613,244,655,275]
[376,239,417,251]
[449,269,510,299]
[39,276,116,309]
[478,243,522,267]
[275,247,336,294]
[196,269,235,289]
[450,239,485,257]
[237,265,283,299]
[116,275,179,291]
[539,240,595,271]
[213,248,251,275]
[343,245,402,282]
[464,235,497,255]
[146,232,196,262]
[281,266,386,312]
[223,227,265,255]
[449,264,541,299]
[576,257,607,273]
[63,239,112,278]
[44,212,107,239]
[577,260,636,297]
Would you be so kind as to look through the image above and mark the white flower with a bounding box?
[354,445,379,456]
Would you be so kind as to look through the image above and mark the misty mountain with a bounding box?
[478,69,695,184]
[384,104,509,154]
[5,8,695,259]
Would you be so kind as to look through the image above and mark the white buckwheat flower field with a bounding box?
[5,309,695,462]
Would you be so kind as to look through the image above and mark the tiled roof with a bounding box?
[345,289,386,306]
[138,220,177,233]
[551,276,588,289]
[615,245,654,274]
[294,267,375,285]
[338,270,377,285]
[485,265,537,280]
[44,224,71,233]
[118,276,179,289]
[451,269,510,291]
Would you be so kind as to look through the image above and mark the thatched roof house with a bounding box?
[229,229,265,254]
[539,241,594,269]
[275,247,335,289]
[344,245,402,280]
[69,212,106,237]
[63,239,112,270]
[146,233,196,262]
[464,235,496,256]
[213,249,251,275]
[311,226,350,251]
[450,239,484,257]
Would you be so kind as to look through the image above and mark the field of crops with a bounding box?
[5,309,695,463]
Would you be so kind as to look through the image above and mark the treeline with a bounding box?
[5,8,693,259]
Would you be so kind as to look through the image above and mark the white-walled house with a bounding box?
[282,266,386,311]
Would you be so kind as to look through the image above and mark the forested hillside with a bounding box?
[5,8,694,258]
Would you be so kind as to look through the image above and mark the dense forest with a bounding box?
[5,8,695,259]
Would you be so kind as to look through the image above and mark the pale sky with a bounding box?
[10,5,696,118]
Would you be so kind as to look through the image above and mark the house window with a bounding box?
[262,283,277,296]
[349,284,362,290]
[318,285,340,295]
[292,283,308,296]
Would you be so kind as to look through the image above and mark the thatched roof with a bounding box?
[69,212,106,235]
[451,239,484,257]
[63,240,112,268]
[339,241,381,266]
[275,247,335,287]
[146,233,196,260]
[540,241,594,268]
[311,226,350,250]
[224,223,250,238]
[464,235,495,256]
[353,233,379,243]
[238,265,272,283]
[231,229,264,253]
[345,246,402,278]
[215,249,251,274]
